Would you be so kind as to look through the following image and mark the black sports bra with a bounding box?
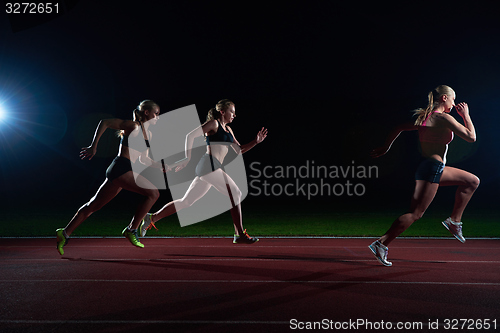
[206,120,234,145]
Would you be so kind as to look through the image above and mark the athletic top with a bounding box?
[206,120,234,145]
[418,111,454,145]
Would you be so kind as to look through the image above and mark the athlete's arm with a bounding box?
[229,127,268,154]
[80,119,137,160]
[438,103,476,142]
[371,122,418,158]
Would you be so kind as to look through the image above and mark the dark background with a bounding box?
[0,1,498,215]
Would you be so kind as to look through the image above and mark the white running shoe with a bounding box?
[368,240,392,267]
[139,213,154,237]
[442,217,465,243]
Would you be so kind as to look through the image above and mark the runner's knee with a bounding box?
[80,200,101,217]
[180,195,198,208]
[410,211,425,221]
[148,189,160,201]
[470,175,480,189]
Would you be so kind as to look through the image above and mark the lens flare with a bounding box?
[0,104,6,122]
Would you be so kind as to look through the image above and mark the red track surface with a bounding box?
[1,238,499,332]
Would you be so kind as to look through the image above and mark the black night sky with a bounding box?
[1,1,499,212]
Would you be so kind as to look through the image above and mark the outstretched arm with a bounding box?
[80,118,136,160]
[229,127,268,154]
[371,122,418,158]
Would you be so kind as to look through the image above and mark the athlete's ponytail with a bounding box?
[206,108,220,122]
[118,100,159,137]
[414,85,454,125]
[132,108,141,122]
[206,99,234,122]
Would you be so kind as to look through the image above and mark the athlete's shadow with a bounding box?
[165,252,371,265]
[65,255,429,326]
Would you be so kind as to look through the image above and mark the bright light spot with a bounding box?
[0,104,6,122]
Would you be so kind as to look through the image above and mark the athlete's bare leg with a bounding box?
[112,172,160,230]
[201,170,243,235]
[379,180,439,246]
[64,179,122,237]
[151,169,244,235]
[439,166,480,222]
[152,177,212,222]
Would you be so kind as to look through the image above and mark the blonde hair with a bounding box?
[206,99,234,122]
[414,85,455,125]
[119,99,159,137]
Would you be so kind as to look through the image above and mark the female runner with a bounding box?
[56,100,165,255]
[369,85,479,266]
[140,99,268,243]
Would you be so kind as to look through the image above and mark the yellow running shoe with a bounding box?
[122,228,144,248]
[56,228,68,255]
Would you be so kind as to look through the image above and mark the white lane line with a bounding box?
[0,236,500,240]
[1,258,500,263]
[1,319,287,325]
[3,245,500,250]
[0,279,498,286]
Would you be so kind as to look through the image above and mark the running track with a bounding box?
[1,238,499,332]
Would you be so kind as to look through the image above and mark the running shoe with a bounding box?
[56,228,68,255]
[442,217,465,243]
[139,213,157,237]
[368,240,392,267]
[233,229,259,244]
[122,227,144,248]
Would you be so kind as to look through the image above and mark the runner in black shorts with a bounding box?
[369,85,479,266]
[414,158,445,183]
[140,99,268,244]
[56,100,166,255]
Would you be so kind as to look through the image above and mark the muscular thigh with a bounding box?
[181,177,212,203]
[87,179,122,209]
[200,169,240,197]
[440,166,479,187]
[113,171,158,196]
[410,180,439,214]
